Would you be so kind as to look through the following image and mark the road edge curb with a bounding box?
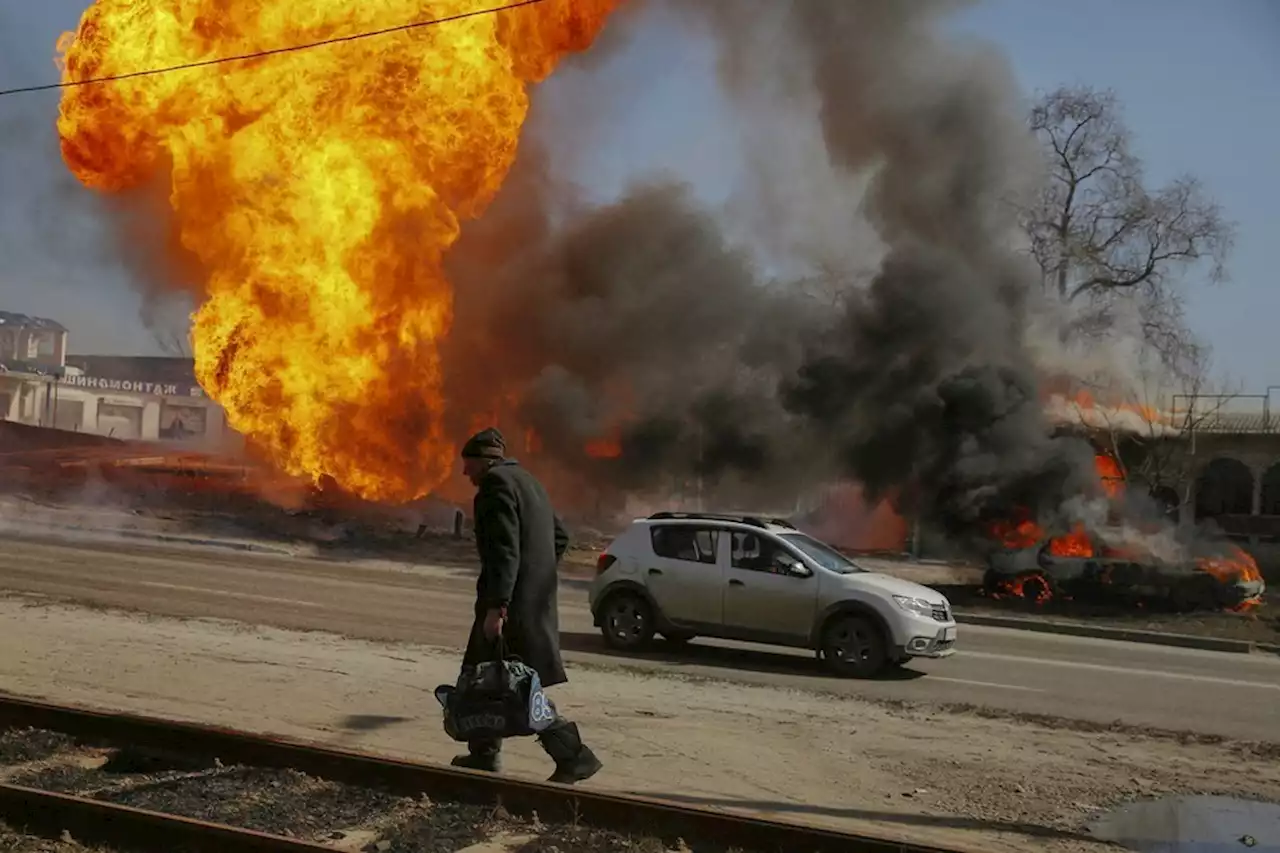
[113,530,296,556]
[9,527,297,558]
[953,611,1258,653]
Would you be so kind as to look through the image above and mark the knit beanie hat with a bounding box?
[460,427,506,460]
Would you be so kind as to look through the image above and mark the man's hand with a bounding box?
[482,608,505,640]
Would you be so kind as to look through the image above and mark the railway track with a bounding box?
[0,694,968,853]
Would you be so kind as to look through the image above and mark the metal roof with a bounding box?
[0,311,66,332]
[1185,411,1280,435]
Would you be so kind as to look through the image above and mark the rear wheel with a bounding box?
[820,614,888,678]
[1019,572,1051,605]
[599,591,656,651]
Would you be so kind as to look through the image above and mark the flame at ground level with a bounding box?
[56,0,621,502]
[987,453,1125,553]
[1197,545,1264,586]
[988,571,1055,605]
[985,451,1265,600]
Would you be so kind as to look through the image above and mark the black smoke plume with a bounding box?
[443,0,1101,529]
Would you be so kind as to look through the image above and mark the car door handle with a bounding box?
[728,579,745,586]
[647,568,662,576]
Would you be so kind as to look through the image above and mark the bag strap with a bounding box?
[490,633,507,663]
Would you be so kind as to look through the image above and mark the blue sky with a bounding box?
[1,1,1277,389]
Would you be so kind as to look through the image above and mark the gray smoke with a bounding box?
[443,153,828,505]
[724,0,1100,529]
[444,0,1102,529]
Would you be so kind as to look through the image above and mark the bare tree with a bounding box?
[1023,86,1235,377]
[152,328,191,358]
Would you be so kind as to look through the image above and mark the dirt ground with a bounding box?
[1,597,1277,853]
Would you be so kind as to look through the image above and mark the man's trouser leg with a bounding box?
[536,699,603,784]
[451,735,502,772]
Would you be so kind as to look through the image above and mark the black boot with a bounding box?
[451,739,501,773]
[537,720,602,784]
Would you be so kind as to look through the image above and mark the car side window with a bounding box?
[731,532,797,574]
[651,525,720,565]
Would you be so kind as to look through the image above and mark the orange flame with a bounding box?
[1094,453,1125,498]
[55,0,621,502]
[988,571,1054,605]
[989,454,1122,551]
[1047,524,1094,558]
[989,516,1043,550]
[1062,387,1161,428]
[1197,544,1264,586]
[584,437,622,460]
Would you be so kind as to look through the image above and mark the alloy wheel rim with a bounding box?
[609,601,644,642]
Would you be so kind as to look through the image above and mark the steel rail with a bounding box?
[0,782,336,853]
[0,693,968,853]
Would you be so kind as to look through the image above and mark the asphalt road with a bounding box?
[1,534,1277,742]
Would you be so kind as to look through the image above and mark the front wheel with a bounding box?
[599,591,656,651]
[820,614,888,678]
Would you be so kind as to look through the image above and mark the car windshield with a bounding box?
[779,533,866,574]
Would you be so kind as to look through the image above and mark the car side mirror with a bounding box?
[775,554,810,577]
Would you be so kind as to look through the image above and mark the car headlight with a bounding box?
[893,595,936,617]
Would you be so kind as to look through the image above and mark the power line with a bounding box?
[0,0,546,98]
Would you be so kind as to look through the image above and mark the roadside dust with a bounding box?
[1,599,1276,853]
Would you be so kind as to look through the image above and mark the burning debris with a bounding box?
[982,449,1266,612]
[986,534,1265,612]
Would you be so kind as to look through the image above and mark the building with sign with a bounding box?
[0,312,231,447]
[50,355,230,445]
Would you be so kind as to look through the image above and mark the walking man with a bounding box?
[452,427,603,784]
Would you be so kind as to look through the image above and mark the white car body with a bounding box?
[588,512,957,677]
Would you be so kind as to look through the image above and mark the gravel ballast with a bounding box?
[0,729,722,852]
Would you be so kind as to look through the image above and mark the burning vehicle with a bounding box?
[984,526,1266,611]
[982,451,1267,611]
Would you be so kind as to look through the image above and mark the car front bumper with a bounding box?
[897,614,958,658]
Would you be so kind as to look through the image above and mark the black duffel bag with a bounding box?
[433,641,557,742]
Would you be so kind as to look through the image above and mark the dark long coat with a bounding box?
[463,459,570,687]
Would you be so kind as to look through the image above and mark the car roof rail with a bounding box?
[647,511,795,530]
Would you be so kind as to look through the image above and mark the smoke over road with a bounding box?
[444,0,1099,532]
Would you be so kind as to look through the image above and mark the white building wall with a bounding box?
[0,375,228,447]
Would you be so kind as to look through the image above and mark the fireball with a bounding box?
[55,0,620,501]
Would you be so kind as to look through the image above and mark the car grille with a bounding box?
[931,603,951,622]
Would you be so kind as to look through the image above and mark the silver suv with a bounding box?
[588,512,957,678]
